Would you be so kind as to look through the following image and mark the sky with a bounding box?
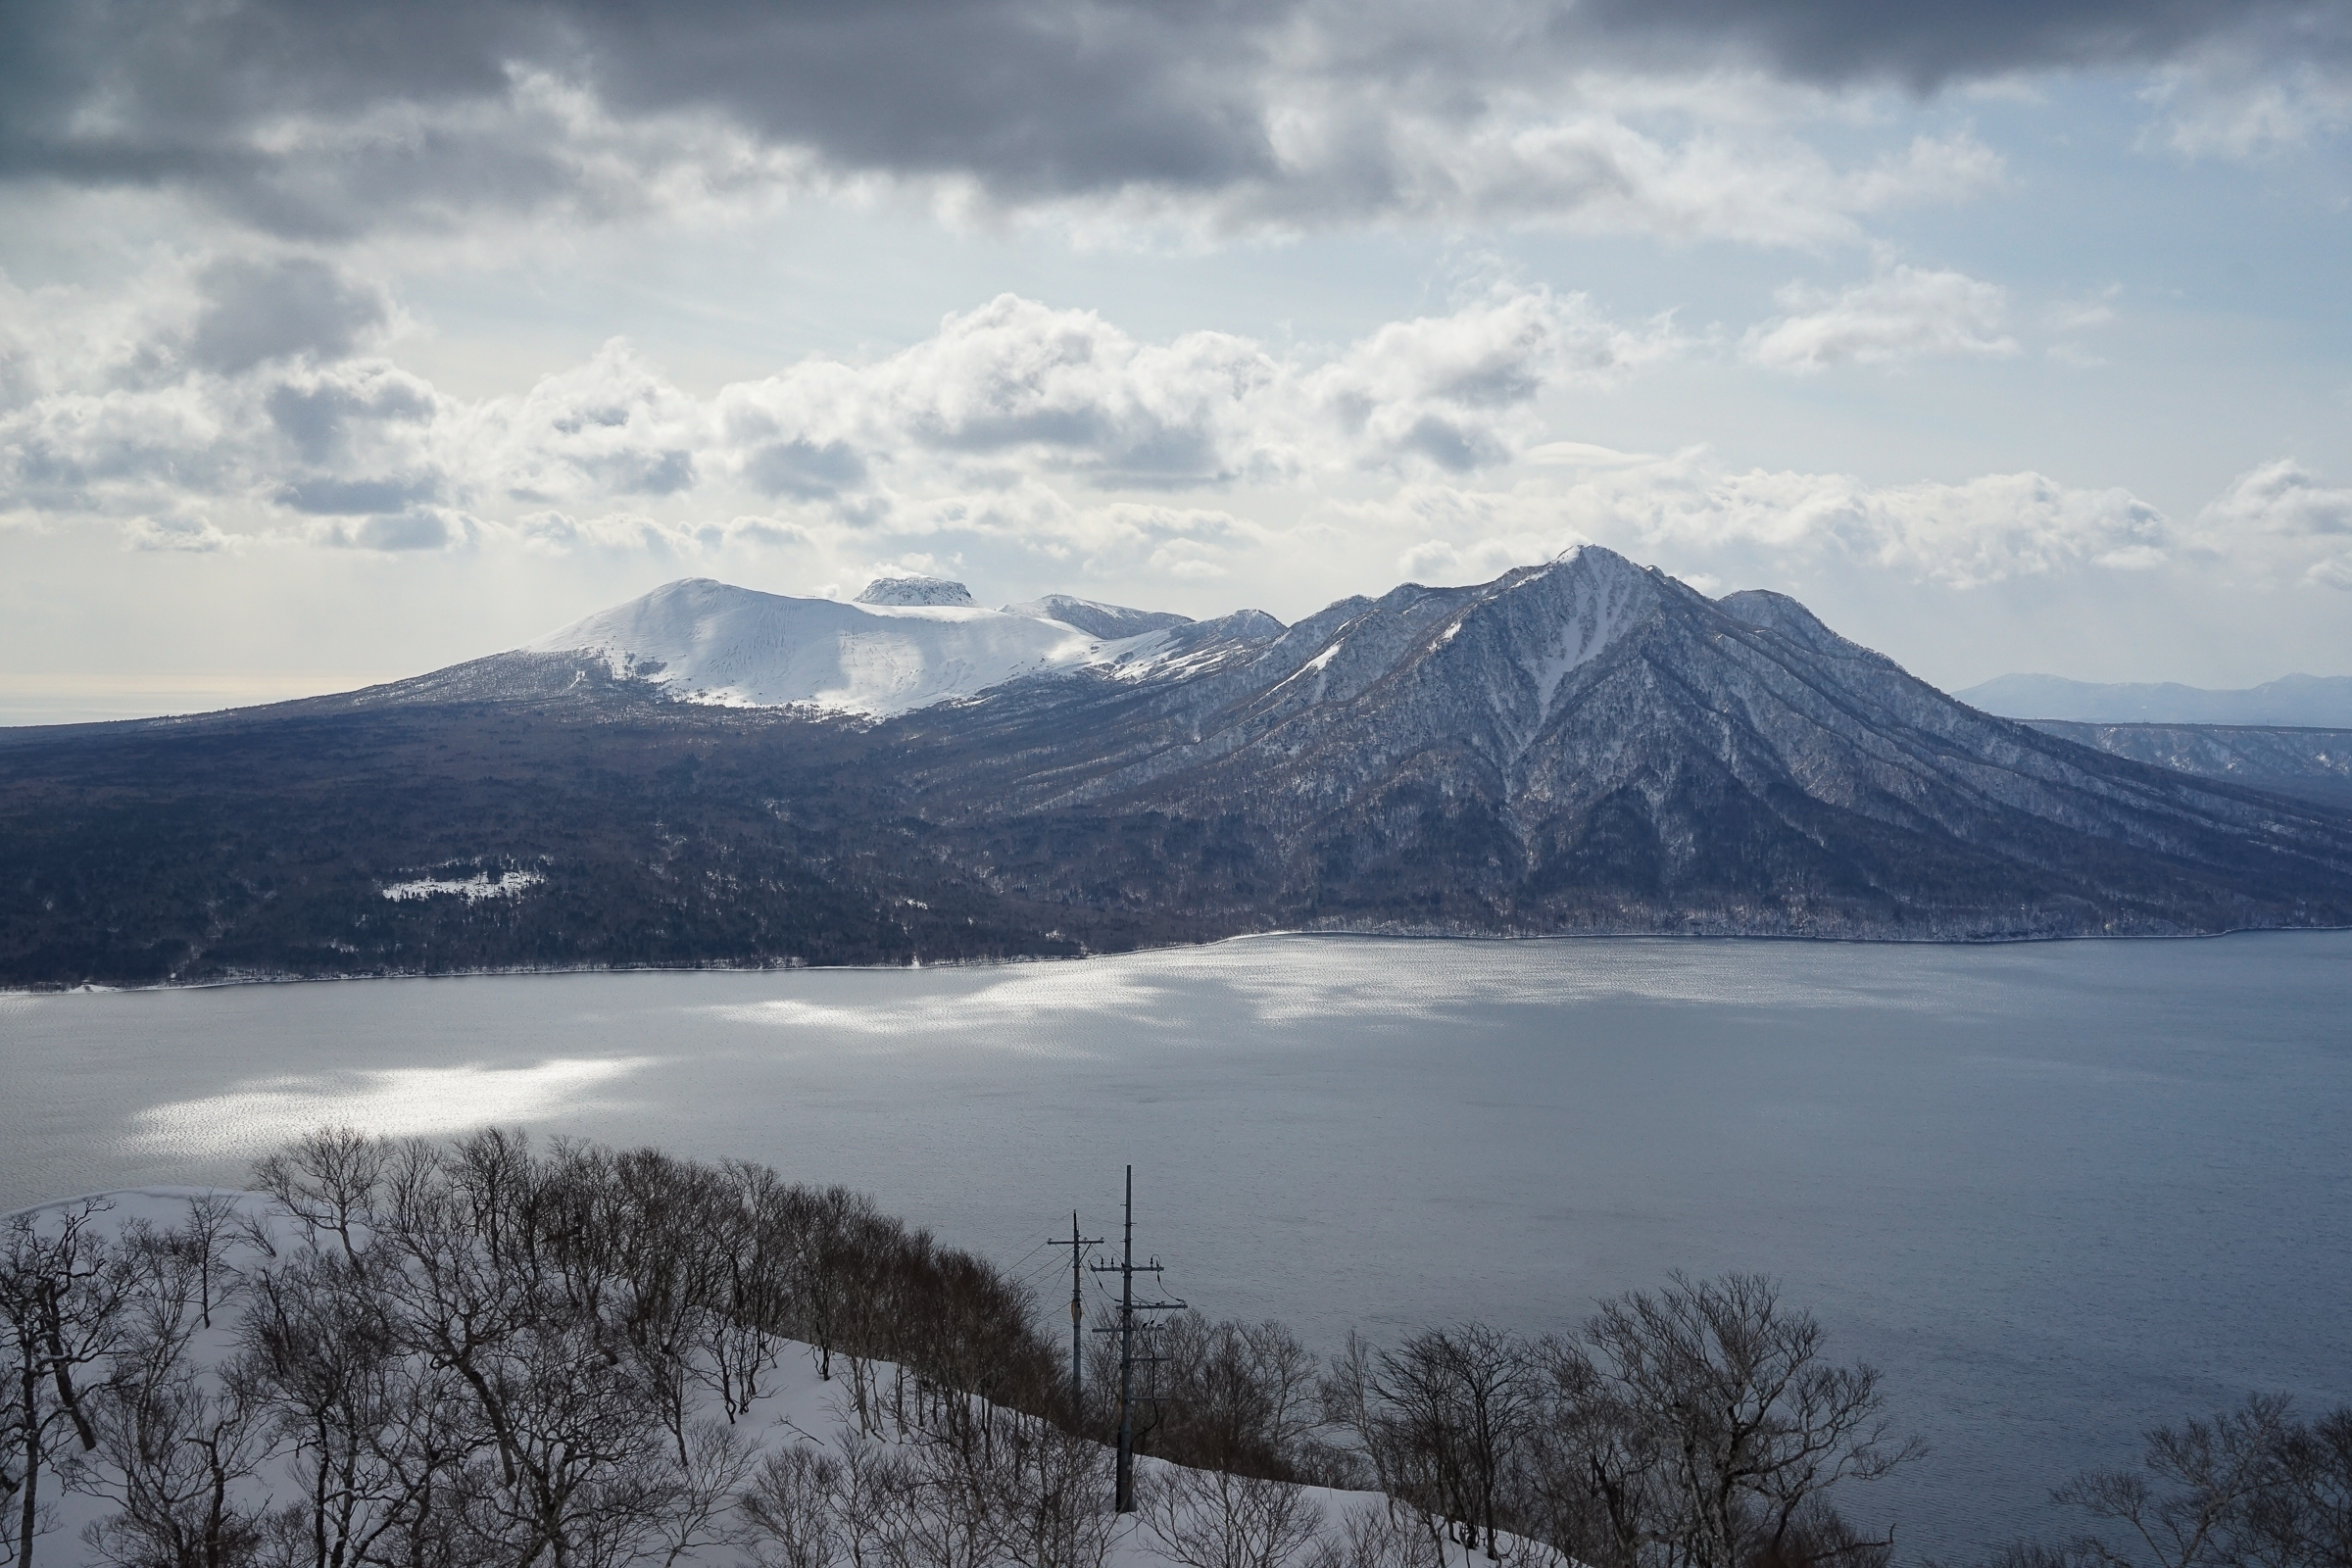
[3,0,2350,722]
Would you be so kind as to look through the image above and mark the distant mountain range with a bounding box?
[1958,671,2352,727]
[6,548,2351,987]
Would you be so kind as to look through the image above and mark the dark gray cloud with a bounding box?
[265,372,435,465]
[744,439,867,500]
[1568,0,2346,90]
[275,475,442,515]
[318,509,456,551]
[1,0,2339,234]
[184,257,388,372]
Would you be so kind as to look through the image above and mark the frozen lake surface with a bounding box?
[4,932,2348,1557]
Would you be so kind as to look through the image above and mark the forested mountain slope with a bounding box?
[6,548,2351,987]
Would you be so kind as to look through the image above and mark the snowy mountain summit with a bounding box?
[526,576,1256,717]
[855,574,976,608]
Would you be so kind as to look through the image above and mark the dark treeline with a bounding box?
[3,1133,2348,1568]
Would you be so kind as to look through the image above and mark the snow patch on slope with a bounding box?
[380,869,544,904]
[1524,549,1647,722]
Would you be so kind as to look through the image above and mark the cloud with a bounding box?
[1744,263,2018,371]
[1564,0,2343,90]
[2144,52,2352,159]
[123,514,242,554]
[15,0,2314,243]
[708,286,1669,495]
[181,257,391,374]
[2200,459,2352,539]
[1,270,1684,557]
[1055,95,2008,249]
[1378,452,2176,590]
[12,262,2343,613]
[310,508,469,552]
[1384,454,2352,600]
[2195,459,2352,589]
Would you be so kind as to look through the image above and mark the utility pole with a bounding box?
[1091,1164,1184,1513]
[1046,1209,1102,1408]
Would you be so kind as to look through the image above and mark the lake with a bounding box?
[3,932,2348,1558]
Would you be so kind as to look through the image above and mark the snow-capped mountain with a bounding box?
[878,544,2352,940]
[8,547,2352,986]
[526,577,1231,717]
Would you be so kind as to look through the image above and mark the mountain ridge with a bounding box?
[1959,671,2352,727]
[4,548,2350,986]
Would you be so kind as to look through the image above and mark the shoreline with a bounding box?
[9,919,2348,998]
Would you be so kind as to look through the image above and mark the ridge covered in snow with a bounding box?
[528,577,1282,717]
[524,555,1668,723]
[530,580,1087,716]
[1001,595,1194,640]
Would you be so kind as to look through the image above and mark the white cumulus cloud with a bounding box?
[2194,459,2352,590]
[0,275,1686,557]
[1743,263,2019,372]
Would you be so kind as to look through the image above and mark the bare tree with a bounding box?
[1315,1503,1429,1568]
[1147,1317,1326,1484]
[237,1245,478,1568]
[703,1162,793,1422]
[78,1213,271,1568]
[2051,1396,2294,1568]
[1518,1336,1673,1568]
[1379,1326,1532,1559]
[647,1421,759,1568]
[1140,1463,1327,1568]
[826,1434,912,1568]
[742,1446,849,1568]
[988,1415,1115,1568]
[81,1363,270,1568]
[790,1190,881,1385]
[254,1131,389,1267]
[2259,1406,2352,1568]
[1573,1273,1922,1568]
[1320,1325,1535,1562]
[162,1197,243,1334]
[1319,1332,1431,1549]
[2,1200,131,1568]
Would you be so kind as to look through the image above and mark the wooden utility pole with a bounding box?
[1046,1209,1102,1407]
[1090,1164,1183,1512]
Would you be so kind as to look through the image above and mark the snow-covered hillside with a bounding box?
[1,1189,1440,1568]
